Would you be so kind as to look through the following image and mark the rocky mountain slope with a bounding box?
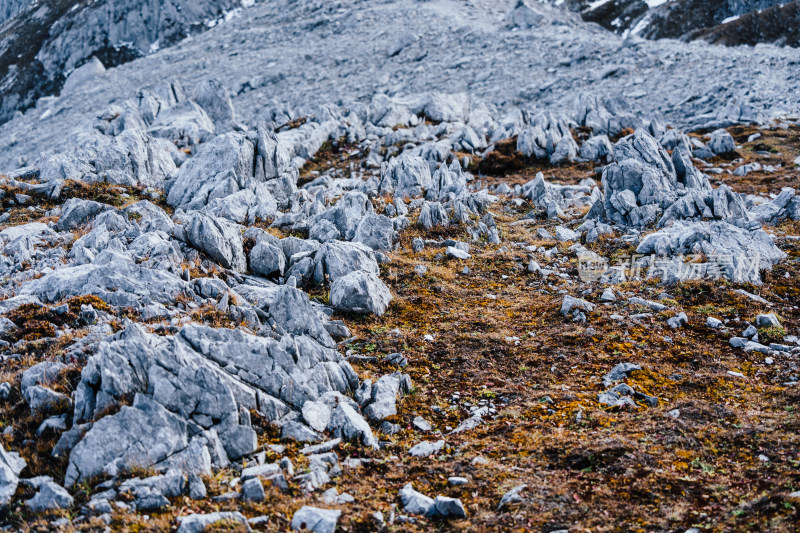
[542,0,800,46]
[0,0,30,25]
[0,0,250,125]
[0,0,799,531]
[2,0,800,172]
[689,2,800,47]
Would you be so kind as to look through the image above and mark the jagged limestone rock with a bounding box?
[330,271,392,316]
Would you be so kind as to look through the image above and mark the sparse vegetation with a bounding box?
[1,93,799,532]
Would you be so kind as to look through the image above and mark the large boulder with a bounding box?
[39,152,94,184]
[549,134,579,165]
[379,154,432,199]
[362,373,410,421]
[251,129,298,208]
[21,361,67,392]
[588,130,721,228]
[202,187,278,225]
[166,132,255,211]
[124,201,174,234]
[166,129,296,212]
[148,101,216,147]
[368,94,417,128]
[93,128,177,187]
[56,198,112,231]
[68,323,358,482]
[19,250,187,309]
[0,222,58,245]
[400,483,435,515]
[749,187,797,225]
[580,135,613,163]
[419,92,471,123]
[574,93,640,137]
[185,212,246,272]
[249,240,286,278]
[191,79,237,132]
[327,403,378,449]
[61,57,106,94]
[353,213,395,251]
[74,324,301,424]
[0,444,26,507]
[268,286,335,348]
[307,191,373,242]
[24,385,71,416]
[66,394,189,485]
[708,129,736,155]
[330,271,392,316]
[312,241,380,285]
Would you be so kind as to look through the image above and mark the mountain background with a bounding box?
[2,0,798,131]
[538,0,800,46]
[0,0,247,125]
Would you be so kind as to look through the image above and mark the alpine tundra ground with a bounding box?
[3,125,799,532]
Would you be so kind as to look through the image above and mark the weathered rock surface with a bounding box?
[0,1,797,528]
[20,250,188,308]
[167,129,296,213]
[65,322,361,483]
[0,444,26,508]
[25,479,74,512]
[636,221,786,284]
[66,394,188,485]
[291,506,341,533]
[380,154,432,199]
[330,271,392,316]
[185,212,246,273]
[177,512,251,533]
[93,129,177,187]
[0,0,244,126]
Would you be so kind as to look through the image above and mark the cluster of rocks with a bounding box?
[571,128,796,285]
[257,84,793,292]
[358,101,796,287]
[0,34,798,528]
[4,0,800,172]
[0,0,799,530]
[0,79,451,525]
[597,363,658,409]
[728,313,799,356]
[1,58,647,526]
[399,483,467,519]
